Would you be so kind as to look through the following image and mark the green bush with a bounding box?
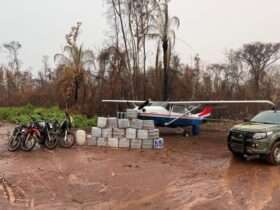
[0,105,96,128]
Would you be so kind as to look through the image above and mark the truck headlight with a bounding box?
[253,132,273,140]
[253,133,267,140]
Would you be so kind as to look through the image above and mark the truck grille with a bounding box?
[231,131,253,140]
[229,131,254,153]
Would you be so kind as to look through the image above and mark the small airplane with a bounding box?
[102,99,275,136]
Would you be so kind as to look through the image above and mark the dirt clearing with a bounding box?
[1,123,280,210]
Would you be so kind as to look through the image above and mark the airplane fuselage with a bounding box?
[136,105,204,135]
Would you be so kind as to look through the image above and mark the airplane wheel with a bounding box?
[183,129,191,137]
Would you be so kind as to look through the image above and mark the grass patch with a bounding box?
[0,104,96,129]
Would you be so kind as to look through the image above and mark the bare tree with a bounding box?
[54,22,95,106]
[235,42,280,98]
[191,54,200,99]
[0,66,6,104]
[3,41,22,72]
[109,0,136,98]
[148,0,180,100]
[42,55,52,81]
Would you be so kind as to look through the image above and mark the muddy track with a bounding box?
[1,123,280,210]
[0,176,33,208]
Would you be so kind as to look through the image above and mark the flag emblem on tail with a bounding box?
[198,106,213,119]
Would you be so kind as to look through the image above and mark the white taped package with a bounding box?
[142,139,154,149]
[154,138,164,149]
[126,128,137,139]
[143,120,155,129]
[137,129,149,139]
[97,138,107,147]
[113,128,125,138]
[119,138,130,148]
[97,117,107,128]
[108,138,119,148]
[118,119,130,129]
[107,118,118,128]
[130,139,142,149]
[102,128,112,138]
[88,137,97,146]
[126,109,138,119]
[76,130,86,145]
[91,127,102,137]
[148,129,160,139]
[130,119,143,129]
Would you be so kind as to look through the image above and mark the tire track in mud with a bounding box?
[163,175,232,210]
[153,152,232,210]
[0,175,33,208]
[0,176,16,204]
[224,158,280,210]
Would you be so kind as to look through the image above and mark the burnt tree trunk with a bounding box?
[162,39,169,100]
[74,78,80,103]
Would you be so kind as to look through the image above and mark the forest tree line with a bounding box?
[0,0,280,117]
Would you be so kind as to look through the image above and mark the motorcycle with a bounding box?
[21,115,58,152]
[7,123,27,152]
[53,112,75,148]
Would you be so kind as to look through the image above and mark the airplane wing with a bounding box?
[166,100,275,107]
[102,100,146,104]
[103,99,275,107]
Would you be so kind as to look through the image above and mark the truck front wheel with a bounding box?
[266,141,280,165]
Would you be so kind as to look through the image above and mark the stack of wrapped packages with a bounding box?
[88,109,163,150]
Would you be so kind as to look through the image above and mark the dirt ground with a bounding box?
[1,123,280,210]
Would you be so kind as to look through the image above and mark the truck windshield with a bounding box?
[251,111,280,124]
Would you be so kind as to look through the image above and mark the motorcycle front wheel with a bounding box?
[60,132,75,148]
[21,134,37,152]
[44,134,58,150]
[8,132,21,152]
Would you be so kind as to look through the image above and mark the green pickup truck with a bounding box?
[228,110,280,165]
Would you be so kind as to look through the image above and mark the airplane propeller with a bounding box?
[138,99,151,110]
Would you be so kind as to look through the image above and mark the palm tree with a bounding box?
[54,22,95,105]
[148,0,180,100]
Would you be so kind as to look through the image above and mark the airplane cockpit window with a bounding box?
[172,105,187,113]
[152,102,168,108]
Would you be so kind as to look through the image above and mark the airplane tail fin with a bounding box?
[198,106,213,119]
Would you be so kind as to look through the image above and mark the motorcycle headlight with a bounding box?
[253,132,272,140]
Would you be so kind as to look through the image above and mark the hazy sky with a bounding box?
[0,0,280,72]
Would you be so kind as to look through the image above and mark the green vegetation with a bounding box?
[0,105,96,128]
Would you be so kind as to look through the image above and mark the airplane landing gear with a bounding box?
[183,129,190,137]
[192,125,200,136]
[182,125,200,137]
[182,127,192,137]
